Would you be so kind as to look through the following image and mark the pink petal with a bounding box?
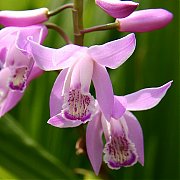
[112,96,126,119]
[0,8,48,27]
[86,113,103,175]
[123,81,172,111]
[92,63,114,120]
[29,41,82,71]
[123,111,144,165]
[16,25,48,54]
[50,69,68,117]
[95,0,138,18]
[117,9,173,32]
[0,91,24,117]
[88,33,136,69]
[48,114,82,128]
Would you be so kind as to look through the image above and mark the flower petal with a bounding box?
[92,63,114,120]
[117,9,173,32]
[50,69,68,117]
[16,25,48,54]
[95,0,138,18]
[0,8,48,27]
[88,33,136,69]
[112,96,126,119]
[123,81,172,111]
[123,111,144,165]
[29,41,82,71]
[86,113,103,175]
[48,114,82,128]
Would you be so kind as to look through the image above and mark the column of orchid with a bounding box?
[0,0,173,176]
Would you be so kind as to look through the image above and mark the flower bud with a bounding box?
[0,8,49,27]
[95,0,139,18]
[116,9,173,32]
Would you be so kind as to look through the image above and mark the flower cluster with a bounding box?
[0,0,173,176]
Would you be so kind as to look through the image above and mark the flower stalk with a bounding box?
[73,0,84,45]
[45,22,72,44]
[48,3,74,17]
[81,22,120,34]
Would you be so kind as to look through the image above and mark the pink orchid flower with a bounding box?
[0,8,48,27]
[86,81,172,175]
[0,25,48,117]
[116,9,173,32]
[95,0,139,18]
[29,33,136,127]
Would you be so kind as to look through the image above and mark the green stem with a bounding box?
[45,23,72,44]
[48,3,74,17]
[81,22,120,34]
[73,0,84,45]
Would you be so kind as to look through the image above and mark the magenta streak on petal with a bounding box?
[62,89,95,123]
[8,67,28,92]
[103,118,138,169]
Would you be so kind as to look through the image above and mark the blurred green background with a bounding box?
[0,0,179,179]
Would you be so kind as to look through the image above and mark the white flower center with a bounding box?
[103,133,138,169]
[62,89,95,123]
[9,67,28,91]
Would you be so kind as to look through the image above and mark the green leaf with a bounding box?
[0,114,77,179]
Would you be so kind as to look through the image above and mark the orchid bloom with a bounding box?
[0,8,49,27]
[29,33,136,127]
[0,25,48,117]
[116,9,173,32]
[86,81,172,175]
[95,0,139,18]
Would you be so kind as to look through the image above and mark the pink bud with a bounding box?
[116,9,173,32]
[0,8,49,27]
[95,0,139,18]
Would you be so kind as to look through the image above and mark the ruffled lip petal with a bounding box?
[88,33,136,69]
[123,81,172,111]
[47,114,82,128]
[95,0,139,18]
[117,9,173,32]
[0,8,49,27]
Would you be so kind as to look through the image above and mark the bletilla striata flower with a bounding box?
[86,81,172,175]
[0,8,49,27]
[116,9,173,32]
[29,33,136,127]
[95,0,139,18]
[0,25,48,117]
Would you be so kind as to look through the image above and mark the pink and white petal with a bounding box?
[92,63,114,120]
[124,81,172,111]
[117,9,173,33]
[50,69,68,117]
[88,33,136,69]
[16,25,48,54]
[48,114,82,128]
[112,96,126,119]
[29,40,82,71]
[95,0,138,18]
[27,63,44,82]
[123,111,144,165]
[86,112,103,175]
[0,91,24,118]
[0,8,48,27]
